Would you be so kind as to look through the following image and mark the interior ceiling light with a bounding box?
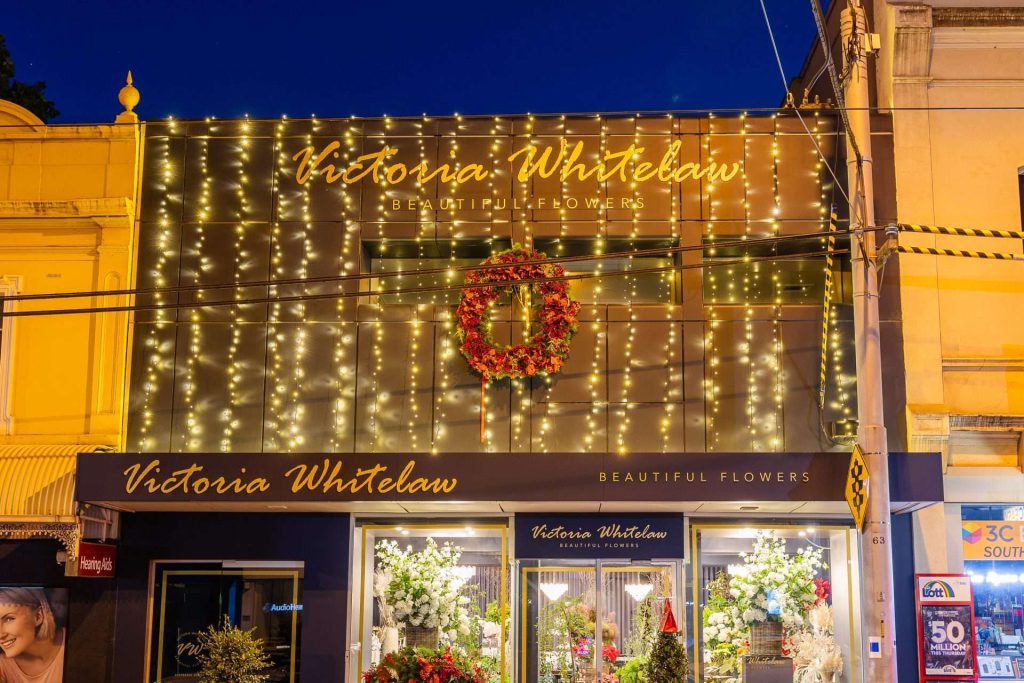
[539,582,569,601]
[624,583,654,601]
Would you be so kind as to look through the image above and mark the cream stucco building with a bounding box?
[796,3,1024,679]
[0,84,140,557]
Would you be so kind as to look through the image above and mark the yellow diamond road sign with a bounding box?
[845,445,869,531]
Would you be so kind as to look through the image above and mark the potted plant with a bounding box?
[196,615,271,683]
[536,595,593,682]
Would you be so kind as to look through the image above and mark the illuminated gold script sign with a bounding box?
[531,523,668,541]
[292,139,741,187]
[74,451,941,506]
[123,458,457,496]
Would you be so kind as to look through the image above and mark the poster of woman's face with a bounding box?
[0,587,66,683]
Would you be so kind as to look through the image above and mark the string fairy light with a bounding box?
[183,134,211,451]
[584,114,606,454]
[660,114,679,453]
[219,116,252,452]
[136,121,177,451]
[705,113,721,451]
[123,111,850,463]
[328,119,358,452]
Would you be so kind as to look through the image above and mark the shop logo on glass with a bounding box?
[962,524,984,545]
[920,580,955,599]
[175,631,204,671]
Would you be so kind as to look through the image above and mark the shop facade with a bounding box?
[70,112,941,683]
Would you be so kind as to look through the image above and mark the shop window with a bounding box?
[365,239,511,306]
[0,277,17,435]
[961,505,1024,682]
[148,561,303,683]
[703,239,851,306]
[532,237,679,305]
[514,514,686,683]
[519,561,681,683]
[691,524,860,683]
[350,522,509,683]
[1018,167,1023,230]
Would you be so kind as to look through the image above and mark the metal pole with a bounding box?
[840,3,898,683]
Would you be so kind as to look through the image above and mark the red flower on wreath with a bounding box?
[455,245,581,382]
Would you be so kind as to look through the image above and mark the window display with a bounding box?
[691,525,858,683]
[519,562,681,683]
[963,506,1024,682]
[351,523,508,683]
[148,562,302,683]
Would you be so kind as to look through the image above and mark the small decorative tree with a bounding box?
[196,615,271,683]
[646,600,687,683]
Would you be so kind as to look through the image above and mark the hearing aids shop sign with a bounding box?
[75,451,942,507]
[66,542,116,578]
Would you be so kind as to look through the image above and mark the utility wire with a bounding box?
[9,106,1024,130]
[0,249,847,319]
[757,0,852,205]
[809,0,862,165]
[2,227,881,305]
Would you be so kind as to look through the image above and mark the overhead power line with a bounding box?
[757,0,851,205]
[808,0,862,165]
[1,249,848,319]
[6,106,1024,131]
[3,227,878,306]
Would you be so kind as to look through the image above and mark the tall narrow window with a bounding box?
[0,276,17,435]
[1018,166,1023,228]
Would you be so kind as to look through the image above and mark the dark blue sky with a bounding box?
[5,1,821,123]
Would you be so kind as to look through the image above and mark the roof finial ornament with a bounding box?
[119,71,140,112]
[115,72,141,124]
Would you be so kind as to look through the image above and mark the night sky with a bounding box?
[4,0,821,123]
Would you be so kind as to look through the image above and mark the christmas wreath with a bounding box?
[455,245,581,382]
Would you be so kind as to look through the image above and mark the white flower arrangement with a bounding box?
[726,532,825,632]
[375,538,473,642]
[702,531,828,683]
[792,603,843,683]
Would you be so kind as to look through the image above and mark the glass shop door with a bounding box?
[518,560,681,683]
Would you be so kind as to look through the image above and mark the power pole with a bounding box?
[841,2,898,682]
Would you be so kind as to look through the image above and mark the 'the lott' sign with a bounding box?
[516,514,684,560]
[76,451,942,507]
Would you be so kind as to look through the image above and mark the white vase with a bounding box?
[382,626,400,655]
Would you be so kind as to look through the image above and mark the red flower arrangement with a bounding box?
[362,647,491,683]
[455,246,581,382]
[814,577,831,604]
[601,644,620,663]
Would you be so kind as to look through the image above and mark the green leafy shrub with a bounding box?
[196,615,271,683]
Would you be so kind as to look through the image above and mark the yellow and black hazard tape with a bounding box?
[898,223,1024,240]
[818,211,839,410]
[897,245,1024,261]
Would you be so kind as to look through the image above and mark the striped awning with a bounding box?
[0,444,112,518]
